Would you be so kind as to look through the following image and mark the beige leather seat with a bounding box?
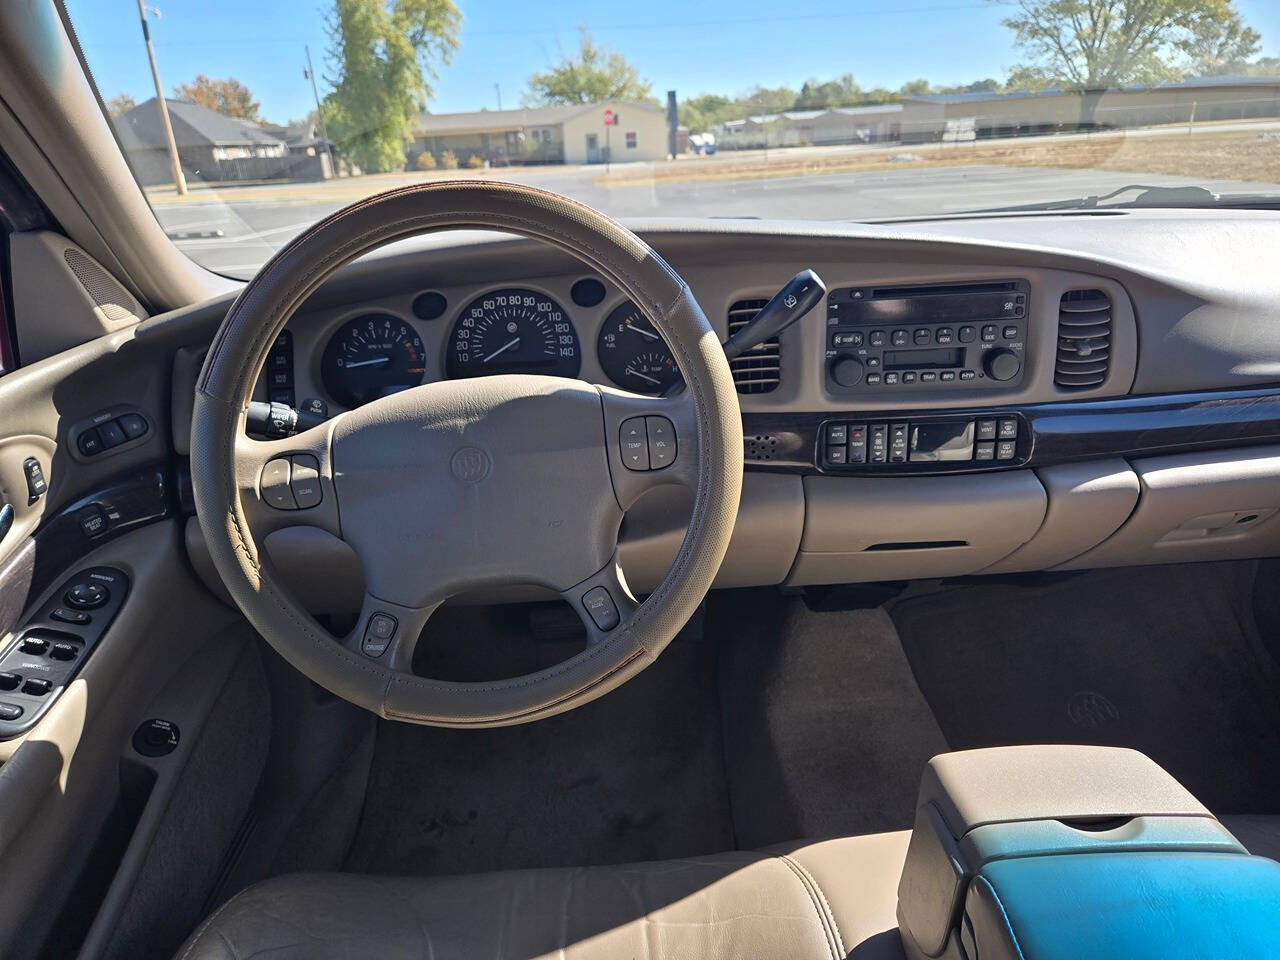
[176,831,911,960]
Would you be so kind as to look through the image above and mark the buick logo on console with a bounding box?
[450,446,491,483]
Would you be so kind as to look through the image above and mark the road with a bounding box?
[154,161,1280,276]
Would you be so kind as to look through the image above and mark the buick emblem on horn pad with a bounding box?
[450,446,491,483]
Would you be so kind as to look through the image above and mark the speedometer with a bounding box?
[446,288,580,379]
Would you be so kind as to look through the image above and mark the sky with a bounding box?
[67,0,1280,125]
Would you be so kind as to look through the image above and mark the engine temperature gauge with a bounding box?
[596,301,678,394]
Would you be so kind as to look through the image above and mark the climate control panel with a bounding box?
[819,413,1029,473]
[825,280,1029,394]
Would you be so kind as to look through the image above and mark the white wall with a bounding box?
[562,103,668,163]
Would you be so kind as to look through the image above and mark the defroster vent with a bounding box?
[1055,289,1112,389]
[727,298,780,394]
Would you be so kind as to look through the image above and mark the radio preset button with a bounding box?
[913,329,931,345]
[891,329,908,346]
[935,327,954,345]
[959,325,976,343]
[981,324,999,342]
[869,330,887,347]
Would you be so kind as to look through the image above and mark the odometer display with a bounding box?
[596,301,678,394]
[446,288,580,379]
[320,314,426,408]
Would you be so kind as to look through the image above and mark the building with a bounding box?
[112,98,317,185]
[411,101,668,166]
[717,105,903,149]
[899,75,1280,142]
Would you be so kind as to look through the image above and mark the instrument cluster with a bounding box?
[314,283,678,411]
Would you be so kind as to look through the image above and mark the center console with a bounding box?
[897,745,1280,960]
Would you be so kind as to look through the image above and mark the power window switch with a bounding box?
[50,643,79,662]
[22,678,52,697]
[19,637,49,655]
[0,673,19,691]
[0,703,23,721]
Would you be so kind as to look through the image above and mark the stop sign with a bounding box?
[603,108,614,126]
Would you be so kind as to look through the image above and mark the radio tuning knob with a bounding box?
[831,356,864,387]
[984,348,1021,382]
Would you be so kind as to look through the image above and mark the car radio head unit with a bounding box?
[825,280,1029,393]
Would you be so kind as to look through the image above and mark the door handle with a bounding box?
[0,502,13,545]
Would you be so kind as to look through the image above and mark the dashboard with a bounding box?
[168,209,1280,599]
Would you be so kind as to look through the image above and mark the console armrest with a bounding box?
[897,745,1249,960]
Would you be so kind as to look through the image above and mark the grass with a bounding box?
[591,129,1280,189]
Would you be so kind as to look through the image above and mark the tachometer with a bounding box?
[446,288,580,379]
[320,314,426,409]
[596,301,678,394]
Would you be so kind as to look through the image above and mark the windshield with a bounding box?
[66,0,1280,277]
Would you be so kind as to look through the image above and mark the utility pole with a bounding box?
[495,83,502,111]
[304,45,336,177]
[136,1,186,195]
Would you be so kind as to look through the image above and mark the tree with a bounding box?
[322,0,460,174]
[1179,14,1261,75]
[1002,0,1255,89]
[174,75,261,121]
[524,28,654,106]
[105,93,136,117]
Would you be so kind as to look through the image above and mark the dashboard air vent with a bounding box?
[727,298,780,394]
[1055,289,1112,389]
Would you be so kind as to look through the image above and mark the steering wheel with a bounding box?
[191,182,743,727]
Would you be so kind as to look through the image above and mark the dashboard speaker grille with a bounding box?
[63,247,142,323]
[727,298,780,394]
[1055,289,1112,389]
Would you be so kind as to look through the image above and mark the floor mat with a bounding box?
[344,604,734,876]
[891,561,1280,813]
[716,590,947,849]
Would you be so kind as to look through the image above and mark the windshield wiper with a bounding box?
[971,184,1280,214]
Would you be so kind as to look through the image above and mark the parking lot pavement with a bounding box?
[153,162,1279,276]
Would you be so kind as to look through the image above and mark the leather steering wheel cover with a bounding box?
[191,181,743,727]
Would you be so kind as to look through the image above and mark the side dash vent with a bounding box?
[727,298,780,394]
[1055,289,1112,389]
